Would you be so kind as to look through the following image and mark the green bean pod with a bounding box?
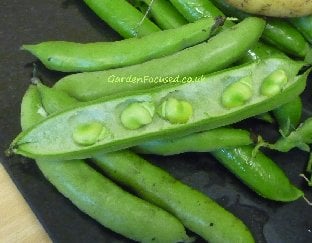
[93,150,255,243]
[262,19,309,58]
[134,0,188,29]
[169,0,224,22]
[21,85,190,243]
[36,82,80,112]
[211,146,303,201]
[152,0,287,64]
[208,0,250,19]
[54,17,266,101]
[36,159,190,243]
[134,128,253,155]
[289,16,312,44]
[22,17,221,73]
[83,0,160,38]
[211,0,310,57]
[272,96,303,136]
[10,58,308,160]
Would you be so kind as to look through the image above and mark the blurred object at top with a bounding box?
[225,0,312,17]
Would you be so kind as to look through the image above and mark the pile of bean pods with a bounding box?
[8,0,312,242]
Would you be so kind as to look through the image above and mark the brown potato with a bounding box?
[225,0,312,17]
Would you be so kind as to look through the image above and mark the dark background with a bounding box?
[1,1,312,242]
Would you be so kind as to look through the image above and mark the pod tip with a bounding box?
[20,44,31,51]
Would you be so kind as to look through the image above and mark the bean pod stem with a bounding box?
[132,0,188,29]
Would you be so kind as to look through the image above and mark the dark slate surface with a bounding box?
[0,1,312,242]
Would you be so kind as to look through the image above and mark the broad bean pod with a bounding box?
[93,150,255,243]
[54,17,266,101]
[169,0,286,62]
[272,96,303,136]
[211,0,310,58]
[211,146,303,202]
[37,159,189,243]
[169,0,225,23]
[22,17,222,72]
[9,58,308,160]
[35,82,254,156]
[83,0,159,38]
[289,16,312,44]
[39,81,256,155]
[134,128,253,155]
[35,81,80,112]
[21,85,189,243]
